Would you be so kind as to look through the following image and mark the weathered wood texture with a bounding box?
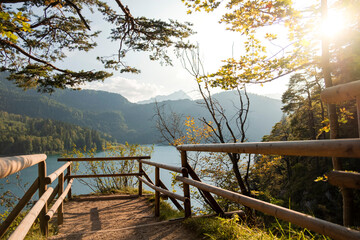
[155,167,160,217]
[137,176,187,202]
[46,179,73,221]
[327,171,360,189]
[0,154,46,179]
[47,184,60,205]
[8,187,54,240]
[58,172,64,225]
[357,97,360,137]
[320,80,360,103]
[142,171,183,211]
[67,165,72,199]
[0,178,39,238]
[181,151,191,218]
[177,139,360,158]
[139,159,186,173]
[186,163,224,215]
[68,173,142,179]
[138,162,143,196]
[58,156,151,161]
[38,161,48,237]
[176,176,360,240]
[46,161,71,184]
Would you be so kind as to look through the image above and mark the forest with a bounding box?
[0,0,359,238]
[0,111,113,155]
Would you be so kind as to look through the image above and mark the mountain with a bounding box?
[137,90,192,104]
[0,73,283,144]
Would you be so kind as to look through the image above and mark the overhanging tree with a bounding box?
[182,0,360,226]
[0,0,194,92]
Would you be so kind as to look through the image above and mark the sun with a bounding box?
[321,9,347,38]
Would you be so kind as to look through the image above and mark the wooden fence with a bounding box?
[1,145,359,240]
[0,154,72,239]
[176,140,360,240]
[1,80,360,240]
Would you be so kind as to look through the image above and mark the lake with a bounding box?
[0,145,184,214]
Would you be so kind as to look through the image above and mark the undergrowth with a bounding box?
[0,210,58,239]
[147,196,184,221]
[147,198,330,240]
[184,214,277,240]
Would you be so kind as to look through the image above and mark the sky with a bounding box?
[59,0,291,102]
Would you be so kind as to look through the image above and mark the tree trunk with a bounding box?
[321,0,353,226]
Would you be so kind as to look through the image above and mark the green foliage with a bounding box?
[1,1,194,92]
[147,196,183,221]
[0,74,283,144]
[63,143,153,193]
[0,110,113,155]
[184,215,276,240]
[0,210,58,239]
[181,1,360,90]
[256,72,360,225]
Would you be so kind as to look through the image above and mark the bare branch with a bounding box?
[64,0,91,30]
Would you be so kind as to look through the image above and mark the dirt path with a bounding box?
[49,194,199,240]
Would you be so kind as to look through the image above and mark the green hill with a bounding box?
[0,73,283,145]
[0,111,114,155]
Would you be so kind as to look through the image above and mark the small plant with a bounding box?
[147,196,184,221]
[184,214,276,240]
[0,210,58,239]
[63,143,153,193]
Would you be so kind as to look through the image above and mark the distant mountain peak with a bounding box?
[137,90,192,104]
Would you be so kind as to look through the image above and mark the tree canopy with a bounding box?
[182,0,360,89]
[0,0,194,92]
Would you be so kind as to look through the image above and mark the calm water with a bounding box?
[0,145,183,214]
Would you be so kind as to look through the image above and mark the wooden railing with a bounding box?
[0,154,73,239]
[176,139,360,240]
[57,156,151,199]
[2,80,359,240]
[170,80,360,240]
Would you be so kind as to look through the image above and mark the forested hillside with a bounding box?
[0,111,114,155]
[0,74,282,145]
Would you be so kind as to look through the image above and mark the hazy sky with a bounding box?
[59,0,289,102]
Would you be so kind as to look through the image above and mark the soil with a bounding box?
[49,194,199,240]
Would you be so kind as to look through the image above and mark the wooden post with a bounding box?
[67,164,72,200]
[38,161,48,237]
[155,167,160,217]
[357,96,360,137]
[138,161,143,196]
[58,172,64,225]
[181,151,191,218]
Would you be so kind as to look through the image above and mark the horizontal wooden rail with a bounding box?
[58,156,151,162]
[46,179,74,221]
[137,176,188,202]
[68,173,142,179]
[321,80,360,103]
[0,178,39,238]
[177,139,360,158]
[139,159,187,174]
[47,184,60,205]
[45,162,71,184]
[327,171,360,189]
[176,176,360,240]
[0,154,47,179]
[142,171,184,211]
[8,187,54,240]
